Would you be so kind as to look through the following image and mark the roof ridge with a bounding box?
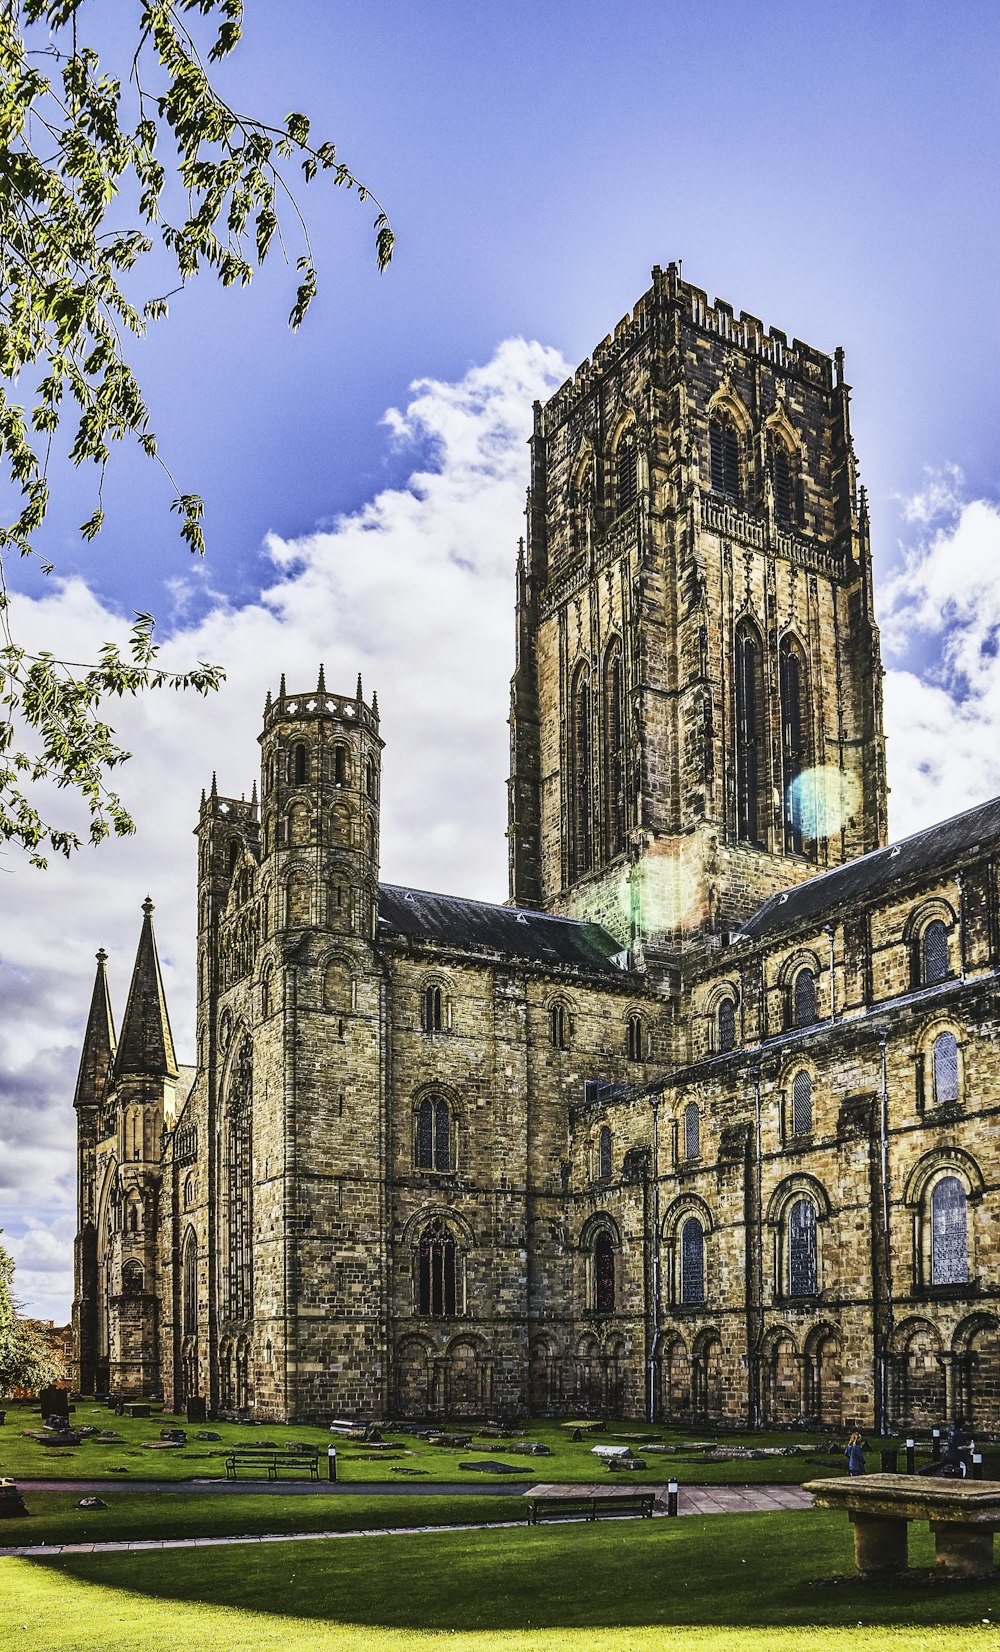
[378,882,608,928]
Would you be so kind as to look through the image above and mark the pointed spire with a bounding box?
[210,771,218,800]
[264,688,272,714]
[74,948,117,1109]
[317,663,326,692]
[371,691,379,720]
[279,672,287,698]
[250,779,258,809]
[200,786,206,808]
[356,672,363,703]
[114,898,178,1080]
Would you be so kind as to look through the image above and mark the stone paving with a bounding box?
[0,1482,814,1557]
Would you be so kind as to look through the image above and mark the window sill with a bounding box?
[913,1281,977,1301]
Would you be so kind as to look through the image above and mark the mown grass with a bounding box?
[0,1401,932,1485]
[5,1510,1000,1651]
[2,1489,495,1546]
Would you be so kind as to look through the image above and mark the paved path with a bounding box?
[0,1482,814,1557]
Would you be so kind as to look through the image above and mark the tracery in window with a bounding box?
[681,1217,705,1305]
[717,997,736,1053]
[604,642,626,857]
[933,1032,960,1104]
[735,621,765,845]
[921,919,950,986]
[598,1125,612,1182]
[709,412,741,501]
[569,664,593,878]
[418,1218,457,1316]
[788,1199,817,1297]
[594,1231,615,1313]
[930,1176,968,1285]
[779,635,810,856]
[791,1070,813,1135]
[416,1095,451,1172]
[626,1013,646,1061]
[683,1101,700,1161]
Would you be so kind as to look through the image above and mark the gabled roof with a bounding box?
[73,948,116,1108]
[378,884,625,974]
[114,898,178,1079]
[738,794,1000,943]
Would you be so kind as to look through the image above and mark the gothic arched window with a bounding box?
[933,1032,960,1104]
[616,430,638,514]
[735,622,765,845]
[416,1095,451,1172]
[779,635,810,855]
[921,919,950,986]
[717,997,736,1053]
[683,1101,700,1160]
[681,1217,705,1305]
[791,967,818,1029]
[182,1231,198,1336]
[122,1261,143,1295]
[418,1218,457,1317]
[598,1126,612,1182]
[930,1176,968,1285]
[709,413,741,502]
[570,665,593,877]
[771,438,795,527]
[226,1039,253,1322]
[549,1002,570,1050]
[791,1070,813,1135]
[788,1199,817,1297]
[594,1231,615,1314]
[604,642,626,857]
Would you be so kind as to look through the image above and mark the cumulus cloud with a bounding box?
[0,337,568,1320]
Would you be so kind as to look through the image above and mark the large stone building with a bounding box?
[73,265,1000,1433]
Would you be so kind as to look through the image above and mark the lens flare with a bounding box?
[787,764,861,841]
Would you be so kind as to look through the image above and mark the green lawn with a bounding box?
[5,1510,1000,1652]
[0,1402,935,1485]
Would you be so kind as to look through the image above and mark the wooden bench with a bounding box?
[806,1474,1000,1579]
[225,1449,319,1482]
[526,1493,655,1525]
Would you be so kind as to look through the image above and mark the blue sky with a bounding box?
[4,0,1000,1319]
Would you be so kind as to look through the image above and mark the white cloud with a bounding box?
[0,336,569,1322]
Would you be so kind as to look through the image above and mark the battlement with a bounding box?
[540,261,838,433]
[261,668,380,741]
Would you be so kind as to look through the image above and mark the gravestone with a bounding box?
[39,1385,69,1421]
[186,1396,207,1422]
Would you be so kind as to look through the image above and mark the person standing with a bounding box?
[844,1431,866,1476]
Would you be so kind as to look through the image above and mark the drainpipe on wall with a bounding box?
[648,1094,661,1423]
[748,1062,763,1429]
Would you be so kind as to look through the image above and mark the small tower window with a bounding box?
[717,997,736,1053]
[779,636,810,856]
[626,1014,645,1061]
[616,432,638,514]
[734,622,765,845]
[791,1069,813,1135]
[681,1217,705,1305]
[228,838,240,874]
[771,440,794,527]
[422,984,443,1034]
[594,1231,615,1314]
[293,743,308,785]
[598,1125,612,1182]
[933,1032,960,1104]
[921,919,950,986]
[709,414,741,502]
[333,745,347,785]
[366,757,378,799]
[683,1101,700,1161]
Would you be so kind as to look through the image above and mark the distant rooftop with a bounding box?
[738,795,1000,942]
[378,884,625,974]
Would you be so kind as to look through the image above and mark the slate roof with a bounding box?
[738,794,1000,942]
[378,884,625,974]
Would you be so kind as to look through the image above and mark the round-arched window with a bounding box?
[594,1232,615,1314]
[933,1032,960,1104]
[681,1217,705,1305]
[931,1176,968,1285]
[791,1070,813,1135]
[717,997,736,1053]
[788,1199,817,1297]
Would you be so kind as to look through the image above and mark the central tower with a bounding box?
[508,263,887,973]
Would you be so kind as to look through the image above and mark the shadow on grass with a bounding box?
[27,1512,1000,1634]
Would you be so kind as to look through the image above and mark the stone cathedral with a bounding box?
[74,265,1000,1434]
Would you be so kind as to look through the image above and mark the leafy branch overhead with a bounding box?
[0,0,393,863]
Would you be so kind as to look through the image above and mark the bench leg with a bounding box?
[930,1523,997,1579]
[849,1513,908,1576]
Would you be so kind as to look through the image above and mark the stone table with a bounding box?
[805,1474,1000,1579]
